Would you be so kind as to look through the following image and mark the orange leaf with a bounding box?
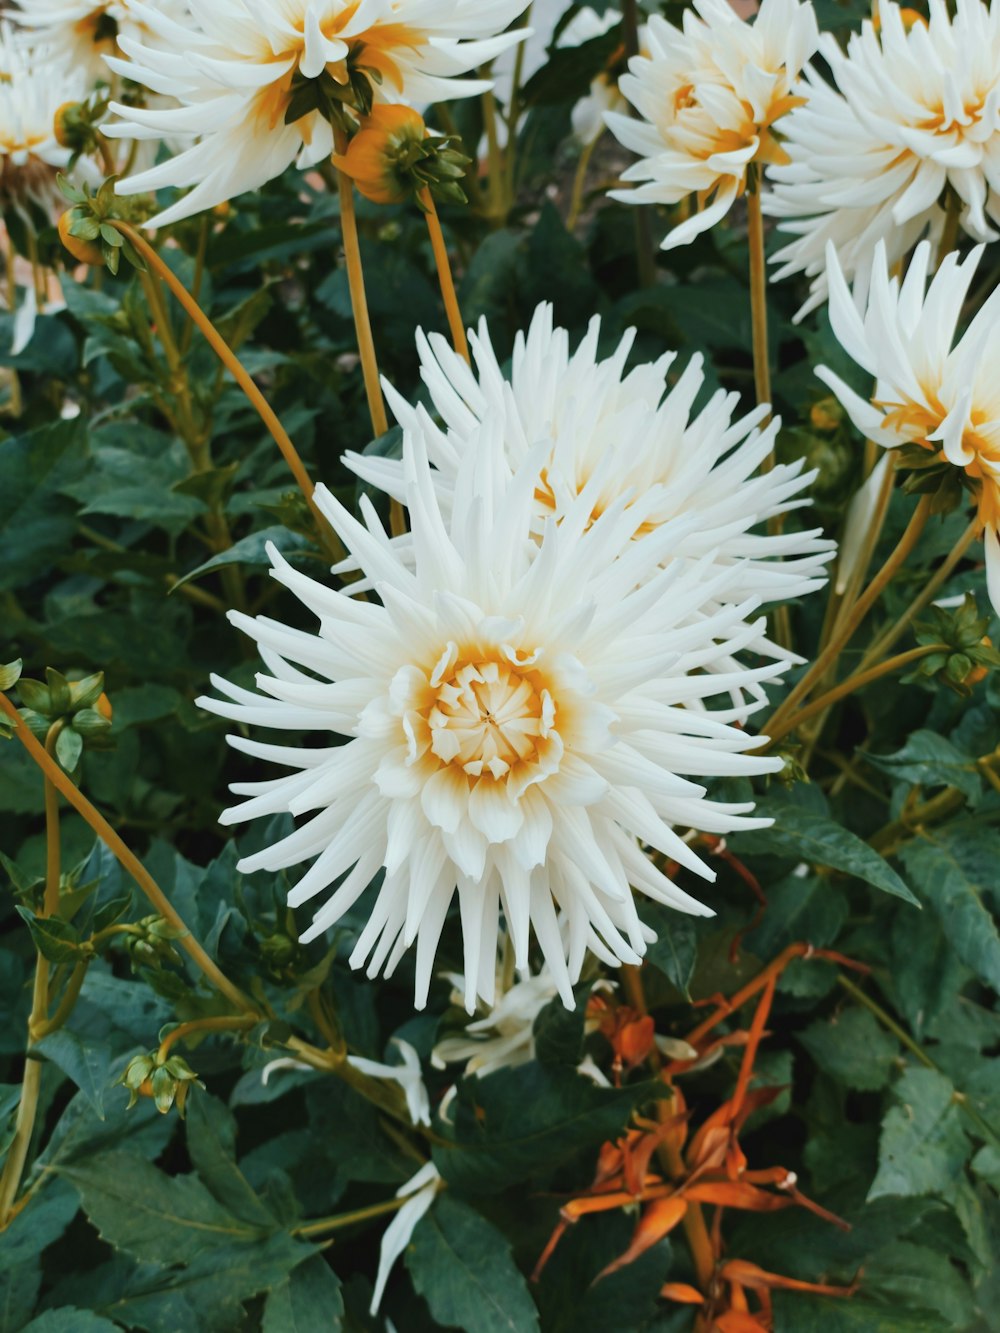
[685,1181,794,1211]
[714,1312,770,1333]
[594,1197,688,1280]
[661,1282,705,1305]
[719,1259,858,1298]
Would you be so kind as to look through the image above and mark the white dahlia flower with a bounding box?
[8,0,185,83]
[105,0,532,227]
[0,27,79,213]
[605,0,818,249]
[819,239,1000,611]
[350,305,833,699]
[200,390,796,1012]
[767,0,1000,317]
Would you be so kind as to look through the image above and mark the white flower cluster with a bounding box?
[605,0,818,247]
[767,0,1000,314]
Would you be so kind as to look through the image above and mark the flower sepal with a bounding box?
[57,175,146,275]
[906,595,1000,695]
[333,107,470,208]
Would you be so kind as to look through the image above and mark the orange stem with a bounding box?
[421,191,469,363]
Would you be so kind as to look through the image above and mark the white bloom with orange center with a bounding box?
[767,0,1000,317]
[818,239,1000,610]
[200,402,792,1012]
[605,0,818,248]
[8,0,185,83]
[0,26,81,211]
[104,0,532,226]
[350,305,833,708]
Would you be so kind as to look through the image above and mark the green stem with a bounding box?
[35,960,89,1040]
[766,644,949,747]
[503,3,533,205]
[763,497,933,748]
[0,725,63,1224]
[622,0,655,288]
[568,136,600,233]
[292,1192,427,1239]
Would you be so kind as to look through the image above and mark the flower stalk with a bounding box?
[109,222,340,557]
[0,725,63,1225]
[746,183,771,422]
[422,190,469,363]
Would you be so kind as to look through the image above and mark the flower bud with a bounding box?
[58,211,104,267]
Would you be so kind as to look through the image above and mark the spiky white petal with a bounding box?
[819,239,1000,611]
[202,362,813,1011]
[106,0,532,225]
[605,0,818,248]
[767,0,1000,317]
[351,304,833,710]
[348,1038,430,1125]
[370,1162,442,1314]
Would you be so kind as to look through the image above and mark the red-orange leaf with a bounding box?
[594,1196,689,1280]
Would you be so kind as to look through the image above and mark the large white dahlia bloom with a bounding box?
[767,0,1000,317]
[349,305,833,695]
[819,240,1000,611]
[605,0,818,249]
[8,0,185,82]
[200,407,795,1012]
[105,0,532,226]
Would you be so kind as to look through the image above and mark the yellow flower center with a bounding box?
[425,657,556,780]
[880,395,1000,529]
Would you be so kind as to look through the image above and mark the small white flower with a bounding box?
[352,304,833,704]
[818,239,1000,611]
[432,968,567,1078]
[0,25,81,213]
[8,0,186,83]
[370,1161,442,1314]
[348,1038,431,1126]
[201,353,801,1012]
[605,0,818,248]
[260,1056,313,1085]
[106,0,533,226]
[767,0,1000,316]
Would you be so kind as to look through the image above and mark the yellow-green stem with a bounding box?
[0,692,255,1015]
[937,191,962,268]
[858,515,980,672]
[422,191,469,364]
[0,726,62,1224]
[293,1191,426,1239]
[568,137,600,233]
[36,960,89,1040]
[746,186,771,421]
[766,643,949,748]
[622,0,656,288]
[157,1013,259,1064]
[481,86,506,223]
[112,223,339,557]
[764,497,932,746]
[333,138,389,440]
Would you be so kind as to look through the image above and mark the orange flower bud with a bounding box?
[96,692,113,721]
[58,212,104,267]
[53,102,82,150]
[333,105,427,204]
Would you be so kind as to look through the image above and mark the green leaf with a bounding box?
[639,904,699,997]
[0,1260,40,1333]
[0,421,86,593]
[15,909,83,964]
[862,1240,976,1329]
[773,1295,951,1331]
[407,1196,540,1333]
[532,989,587,1066]
[262,1255,344,1332]
[55,727,83,773]
[798,1008,900,1092]
[0,661,21,692]
[34,1029,113,1119]
[868,731,982,805]
[972,1143,1000,1190]
[432,1066,663,1193]
[185,1094,277,1228]
[171,526,313,592]
[731,800,918,905]
[21,1311,121,1332]
[869,1067,969,1202]
[899,825,1000,989]
[58,1150,272,1264]
[92,892,132,934]
[0,1183,78,1275]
